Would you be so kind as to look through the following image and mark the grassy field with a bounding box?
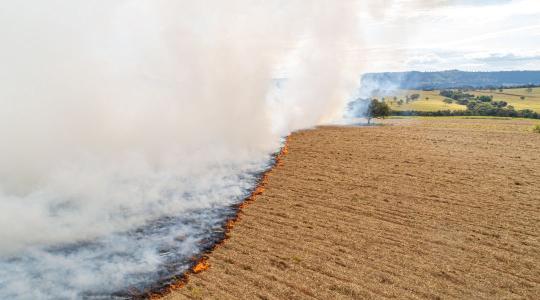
[377,87,540,112]
[472,88,540,111]
[162,118,540,300]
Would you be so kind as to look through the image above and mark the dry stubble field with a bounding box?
[163,118,540,300]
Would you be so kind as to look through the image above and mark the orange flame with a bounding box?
[192,258,210,273]
[149,137,290,298]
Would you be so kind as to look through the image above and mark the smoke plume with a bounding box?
[0,0,367,298]
[1,0,456,297]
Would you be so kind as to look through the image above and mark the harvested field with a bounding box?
[163,118,540,300]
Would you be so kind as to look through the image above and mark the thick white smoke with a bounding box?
[0,0,366,298]
[0,0,361,253]
[1,0,461,297]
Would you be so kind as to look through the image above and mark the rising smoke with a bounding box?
[0,0,443,298]
[0,0,362,254]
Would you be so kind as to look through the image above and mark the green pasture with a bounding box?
[375,87,540,112]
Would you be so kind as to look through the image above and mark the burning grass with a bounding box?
[192,258,210,274]
[144,139,290,299]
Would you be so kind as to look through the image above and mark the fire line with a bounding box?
[146,137,290,299]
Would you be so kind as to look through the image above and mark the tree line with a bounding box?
[362,70,540,90]
[392,109,540,119]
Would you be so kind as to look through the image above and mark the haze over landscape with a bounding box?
[0,1,539,299]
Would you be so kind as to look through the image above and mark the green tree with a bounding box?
[493,101,507,108]
[477,95,493,102]
[473,102,497,116]
[520,96,526,100]
[366,99,390,124]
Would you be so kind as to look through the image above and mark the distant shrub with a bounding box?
[443,98,453,104]
[492,101,508,108]
[533,125,540,134]
[391,108,540,120]
[477,95,493,102]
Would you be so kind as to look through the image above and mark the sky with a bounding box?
[357,0,540,72]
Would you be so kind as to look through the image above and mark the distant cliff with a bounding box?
[362,70,540,90]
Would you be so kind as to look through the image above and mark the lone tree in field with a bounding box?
[366,99,390,125]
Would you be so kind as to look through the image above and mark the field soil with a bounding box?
[163,118,540,299]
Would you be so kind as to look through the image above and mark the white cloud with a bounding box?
[405,53,444,65]
[359,0,540,71]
